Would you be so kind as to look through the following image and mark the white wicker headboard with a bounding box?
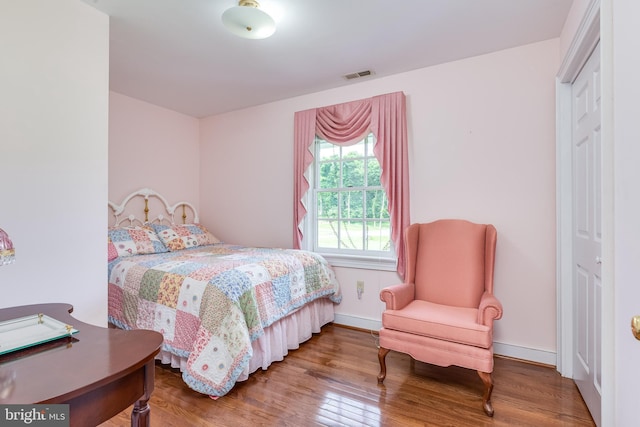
[108,188,199,227]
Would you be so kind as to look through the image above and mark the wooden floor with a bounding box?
[100,324,594,427]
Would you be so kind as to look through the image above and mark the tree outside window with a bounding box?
[314,134,392,256]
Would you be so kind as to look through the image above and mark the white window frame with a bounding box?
[301,134,397,271]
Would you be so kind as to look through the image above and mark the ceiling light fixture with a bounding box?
[222,0,276,40]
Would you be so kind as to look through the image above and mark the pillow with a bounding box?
[108,236,119,261]
[108,225,168,257]
[150,223,220,251]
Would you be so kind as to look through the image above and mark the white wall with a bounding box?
[109,92,201,209]
[199,39,560,362]
[609,0,640,424]
[0,0,109,326]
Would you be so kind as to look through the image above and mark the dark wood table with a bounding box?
[0,303,163,427]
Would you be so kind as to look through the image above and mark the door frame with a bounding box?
[556,0,613,424]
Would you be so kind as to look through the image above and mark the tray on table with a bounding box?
[0,313,78,355]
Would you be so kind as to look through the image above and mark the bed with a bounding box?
[107,188,342,397]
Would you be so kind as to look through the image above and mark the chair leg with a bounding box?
[477,370,494,417]
[377,347,390,383]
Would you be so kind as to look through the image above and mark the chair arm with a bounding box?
[477,291,503,327]
[380,282,415,310]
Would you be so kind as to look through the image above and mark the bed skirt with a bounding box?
[156,297,335,382]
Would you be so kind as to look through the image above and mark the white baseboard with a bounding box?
[333,313,558,367]
[333,313,382,332]
[492,342,557,366]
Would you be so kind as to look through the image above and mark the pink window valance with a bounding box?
[293,91,410,279]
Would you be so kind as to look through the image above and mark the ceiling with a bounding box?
[84,0,574,118]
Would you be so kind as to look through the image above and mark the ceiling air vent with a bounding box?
[343,70,373,80]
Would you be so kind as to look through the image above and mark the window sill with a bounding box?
[320,253,397,272]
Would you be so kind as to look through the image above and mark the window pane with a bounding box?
[317,191,338,219]
[366,158,382,186]
[342,159,364,187]
[364,134,376,155]
[313,133,392,258]
[340,191,363,219]
[342,143,364,158]
[317,220,339,248]
[340,220,364,250]
[318,140,339,161]
[366,190,389,219]
[366,221,391,251]
[319,161,339,189]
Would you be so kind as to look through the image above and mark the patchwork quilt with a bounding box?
[108,244,342,396]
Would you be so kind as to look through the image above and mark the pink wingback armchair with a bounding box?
[377,219,503,416]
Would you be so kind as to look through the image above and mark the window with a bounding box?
[307,134,395,270]
[294,92,409,277]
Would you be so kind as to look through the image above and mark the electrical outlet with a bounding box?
[357,280,364,299]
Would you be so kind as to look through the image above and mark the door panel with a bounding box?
[572,43,601,426]
[575,266,589,370]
